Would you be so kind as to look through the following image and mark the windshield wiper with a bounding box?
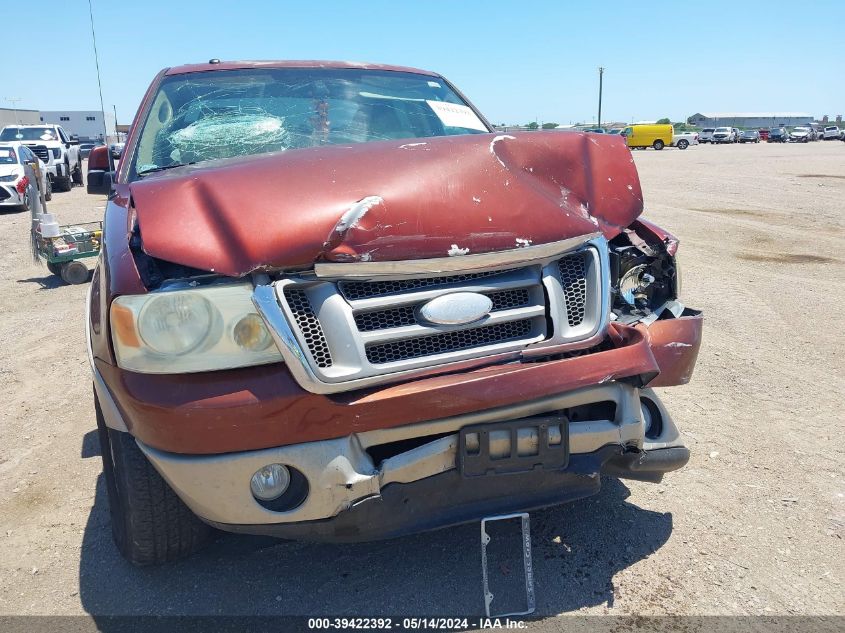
[137,162,197,176]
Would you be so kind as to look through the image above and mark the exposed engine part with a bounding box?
[609,227,679,323]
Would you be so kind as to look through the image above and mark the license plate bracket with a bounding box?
[459,415,569,477]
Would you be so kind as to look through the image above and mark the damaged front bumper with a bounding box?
[137,382,690,541]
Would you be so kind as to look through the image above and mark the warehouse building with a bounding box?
[39,110,117,142]
[687,112,813,128]
[0,107,41,128]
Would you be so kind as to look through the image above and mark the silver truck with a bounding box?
[0,124,82,192]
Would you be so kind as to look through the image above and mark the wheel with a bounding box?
[53,167,72,192]
[677,139,689,150]
[46,262,62,276]
[653,140,665,150]
[96,394,213,565]
[72,160,83,186]
[44,176,52,201]
[60,261,90,284]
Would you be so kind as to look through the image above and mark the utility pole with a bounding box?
[5,97,22,124]
[113,105,118,142]
[597,67,604,130]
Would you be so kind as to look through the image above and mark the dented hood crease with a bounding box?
[129,131,644,277]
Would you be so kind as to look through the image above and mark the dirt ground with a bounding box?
[0,141,843,622]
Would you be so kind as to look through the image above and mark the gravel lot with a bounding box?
[0,141,842,622]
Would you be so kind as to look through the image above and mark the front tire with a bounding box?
[653,139,665,150]
[72,161,83,186]
[54,167,72,192]
[96,395,213,565]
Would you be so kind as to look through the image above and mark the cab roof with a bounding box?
[164,59,440,77]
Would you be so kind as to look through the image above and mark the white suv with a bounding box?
[0,125,82,192]
[823,126,842,140]
[711,127,737,144]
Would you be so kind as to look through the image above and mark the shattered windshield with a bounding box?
[131,68,490,178]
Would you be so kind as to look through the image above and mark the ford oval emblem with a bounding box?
[419,292,493,326]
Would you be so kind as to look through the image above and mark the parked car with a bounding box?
[620,124,673,150]
[711,127,737,144]
[0,142,49,212]
[0,124,82,192]
[789,127,812,142]
[768,127,788,142]
[822,126,842,140]
[86,60,702,565]
[698,128,716,143]
[739,130,760,143]
[607,128,625,135]
[671,131,699,149]
[110,142,125,159]
[758,129,769,141]
[79,142,104,159]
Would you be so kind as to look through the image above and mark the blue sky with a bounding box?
[2,0,842,126]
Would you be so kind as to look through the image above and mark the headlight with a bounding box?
[110,282,283,373]
[0,174,18,182]
[51,148,61,159]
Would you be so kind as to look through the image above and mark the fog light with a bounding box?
[233,313,273,351]
[250,464,291,501]
[640,398,663,440]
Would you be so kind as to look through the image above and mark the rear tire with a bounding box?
[653,140,665,150]
[677,139,689,150]
[96,395,214,565]
[60,261,90,284]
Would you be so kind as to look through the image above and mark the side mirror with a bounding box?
[87,170,114,196]
[68,138,80,145]
[86,146,114,195]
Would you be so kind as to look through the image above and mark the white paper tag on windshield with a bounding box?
[426,100,487,131]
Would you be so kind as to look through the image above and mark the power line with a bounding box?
[87,0,114,170]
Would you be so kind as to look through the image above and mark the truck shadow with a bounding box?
[78,469,672,619]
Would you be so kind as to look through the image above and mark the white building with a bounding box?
[687,112,813,129]
[39,110,117,142]
[0,107,41,128]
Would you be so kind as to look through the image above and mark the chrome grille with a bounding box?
[340,268,517,300]
[366,320,533,365]
[265,236,608,393]
[28,145,50,163]
[559,252,588,326]
[353,288,532,333]
[283,287,333,368]
[355,305,416,332]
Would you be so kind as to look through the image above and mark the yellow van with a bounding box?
[622,124,673,150]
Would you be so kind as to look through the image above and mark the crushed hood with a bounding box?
[129,131,644,277]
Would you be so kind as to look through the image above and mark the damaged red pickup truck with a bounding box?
[86,60,702,565]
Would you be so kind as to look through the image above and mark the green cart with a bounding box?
[35,221,102,284]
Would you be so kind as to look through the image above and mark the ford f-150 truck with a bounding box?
[86,60,703,565]
[0,124,82,191]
